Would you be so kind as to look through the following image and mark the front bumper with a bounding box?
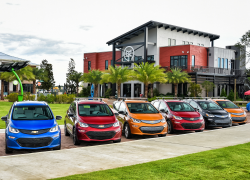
[204,117,232,127]
[232,116,247,123]
[76,126,122,141]
[6,130,61,150]
[171,119,205,131]
[129,121,168,135]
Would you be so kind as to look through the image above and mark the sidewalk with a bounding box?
[1,124,250,180]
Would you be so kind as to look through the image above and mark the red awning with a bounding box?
[244,90,250,95]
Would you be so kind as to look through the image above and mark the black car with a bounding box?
[184,99,232,128]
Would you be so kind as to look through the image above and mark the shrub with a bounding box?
[105,88,112,98]
[227,90,234,101]
[188,83,202,97]
[153,88,160,97]
[23,92,35,101]
[79,86,91,97]
[220,88,227,97]
[38,94,46,101]
[6,93,18,102]
[46,94,55,103]
[148,96,157,102]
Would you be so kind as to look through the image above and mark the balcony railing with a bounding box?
[163,65,245,76]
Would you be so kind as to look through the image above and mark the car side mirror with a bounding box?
[68,113,74,117]
[114,112,119,117]
[194,108,199,112]
[1,116,7,121]
[56,116,62,120]
[118,111,125,115]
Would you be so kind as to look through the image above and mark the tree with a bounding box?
[220,88,227,97]
[188,83,202,97]
[165,68,191,97]
[101,65,133,98]
[82,70,103,97]
[32,67,48,94]
[66,58,76,94]
[227,90,234,101]
[201,81,215,97]
[235,30,250,67]
[69,71,82,96]
[133,62,166,98]
[40,60,55,91]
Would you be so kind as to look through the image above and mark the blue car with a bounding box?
[1,101,62,154]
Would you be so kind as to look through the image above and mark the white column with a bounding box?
[131,83,134,98]
[141,83,144,97]
[121,83,123,97]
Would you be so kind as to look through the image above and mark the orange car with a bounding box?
[113,100,168,139]
[212,99,247,124]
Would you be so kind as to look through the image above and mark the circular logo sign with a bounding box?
[13,80,18,85]
[37,82,41,86]
[124,46,134,62]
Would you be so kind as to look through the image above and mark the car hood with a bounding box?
[223,108,244,113]
[10,119,56,130]
[130,113,163,120]
[172,111,200,118]
[79,116,116,124]
[202,109,228,115]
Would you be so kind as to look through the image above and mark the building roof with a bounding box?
[0,52,39,66]
[107,20,220,45]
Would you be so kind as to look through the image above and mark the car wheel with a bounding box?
[158,134,167,137]
[53,144,61,150]
[113,139,121,143]
[167,120,174,134]
[195,130,203,132]
[5,139,13,154]
[124,123,132,139]
[239,122,246,125]
[73,128,80,145]
[205,120,210,129]
[64,123,70,136]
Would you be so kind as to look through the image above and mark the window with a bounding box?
[78,104,113,116]
[88,61,91,70]
[168,38,171,46]
[166,102,195,112]
[172,39,176,45]
[197,101,222,110]
[190,42,193,45]
[192,55,195,67]
[190,101,198,108]
[159,102,168,111]
[127,103,158,114]
[225,59,228,69]
[197,43,200,46]
[153,101,160,109]
[134,56,142,62]
[113,102,121,111]
[119,102,126,112]
[105,60,109,70]
[170,55,188,68]
[147,55,154,61]
[221,58,224,68]
[201,44,204,46]
[182,41,185,45]
[185,41,189,44]
[12,106,53,120]
[218,58,221,68]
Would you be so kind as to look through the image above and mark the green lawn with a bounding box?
[0,102,69,129]
[52,142,250,180]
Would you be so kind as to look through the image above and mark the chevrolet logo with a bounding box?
[99,125,104,128]
[31,131,38,134]
[150,121,154,123]
[221,116,224,118]
[190,118,194,120]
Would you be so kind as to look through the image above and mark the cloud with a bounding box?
[0,22,2,25]
[0,33,85,56]
[79,25,92,31]
[6,3,19,5]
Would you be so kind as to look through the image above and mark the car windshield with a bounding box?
[167,102,195,112]
[78,104,113,116]
[127,103,159,114]
[197,101,223,110]
[12,106,53,120]
[216,101,239,109]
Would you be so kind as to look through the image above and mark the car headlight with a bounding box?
[244,111,246,116]
[161,118,166,123]
[199,114,204,120]
[113,121,120,127]
[78,121,89,127]
[50,125,59,132]
[131,118,141,123]
[9,126,19,133]
[173,115,182,120]
[206,113,214,117]
[228,113,231,118]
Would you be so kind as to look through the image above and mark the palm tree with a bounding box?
[101,65,133,97]
[81,70,103,97]
[165,68,191,97]
[69,71,83,96]
[132,62,166,98]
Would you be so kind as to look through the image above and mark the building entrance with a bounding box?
[134,84,141,97]
[123,84,131,97]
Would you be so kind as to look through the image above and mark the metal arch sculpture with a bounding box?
[0,61,29,101]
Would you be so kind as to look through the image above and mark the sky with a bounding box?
[0,0,249,85]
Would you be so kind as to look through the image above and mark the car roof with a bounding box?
[77,100,106,105]
[212,99,229,101]
[164,100,184,102]
[124,100,148,103]
[14,101,48,106]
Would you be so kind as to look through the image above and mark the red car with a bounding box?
[64,99,122,145]
[151,99,204,133]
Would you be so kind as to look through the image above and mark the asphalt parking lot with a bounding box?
[0,111,249,157]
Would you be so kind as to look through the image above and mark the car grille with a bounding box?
[231,113,244,116]
[216,123,229,126]
[88,124,113,129]
[86,131,116,140]
[17,137,53,147]
[232,117,246,122]
[141,120,161,124]
[19,128,50,135]
[139,126,164,134]
[181,117,200,121]
[214,115,228,118]
[181,123,202,129]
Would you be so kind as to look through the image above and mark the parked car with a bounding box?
[1,101,62,154]
[113,100,167,139]
[64,99,122,144]
[184,99,232,128]
[212,99,247,124]
[151,99,204,133]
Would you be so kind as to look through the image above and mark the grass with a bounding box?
[0,101,69,129]
[52,142,250,180]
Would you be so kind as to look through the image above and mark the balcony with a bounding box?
[163,65,245,76]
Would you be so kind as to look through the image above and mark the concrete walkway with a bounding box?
[1,124,250,180]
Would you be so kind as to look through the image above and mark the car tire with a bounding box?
[205,120,210,129]
[239,122,246,125]
[113,139,121,143]
[195,130,203,132]
[73,128,80,145]
[158,134,167,137]
[5,140,13,154]
[167,120,174,134]
[53,144,61,150]
[64,123,70,136]
[124,123,133,139]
